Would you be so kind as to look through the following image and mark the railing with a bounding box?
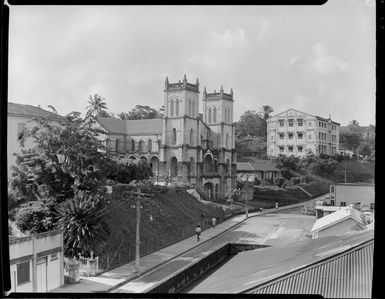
[78,255,99,277]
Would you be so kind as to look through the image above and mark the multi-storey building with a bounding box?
[7,102,65,175]
[92,75,237,201]
[267,108,340,157]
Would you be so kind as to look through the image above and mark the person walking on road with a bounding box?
[211,216,217,228]
[195,225,202,242]
[275,202,279,210]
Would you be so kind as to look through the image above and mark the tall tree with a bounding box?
[86,94,108,119]
[118,105,162,120]
[259,105,274,121]
[236,110,265,137]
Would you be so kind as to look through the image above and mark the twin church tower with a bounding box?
[97,74,237,201]
[161,74,236,200]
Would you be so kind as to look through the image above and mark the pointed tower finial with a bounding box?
[165,76,169,89]
[230,88,233,96]
[196,78,199,86]
[183,74,187,82]
[220,85,224,94]
[203,87,207,98]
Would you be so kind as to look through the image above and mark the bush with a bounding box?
[15,202,53,234]
[274,177,286,188]
[290,177,301,185]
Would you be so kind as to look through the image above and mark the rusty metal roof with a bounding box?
[246,239,373,298]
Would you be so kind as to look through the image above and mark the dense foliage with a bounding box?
[9,108,152,257]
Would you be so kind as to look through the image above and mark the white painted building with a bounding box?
[8,230,64,293]
[7,102,64,175]
[91,75,237,201]
[267,108,340,157]
[311,206,367,239]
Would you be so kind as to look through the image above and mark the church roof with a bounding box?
[96,117,127,134]
[96,117,163,135]
[125,119,163,135]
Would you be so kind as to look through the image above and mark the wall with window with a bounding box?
[8,230,64,293]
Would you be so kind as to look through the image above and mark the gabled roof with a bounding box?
[125,119,163,135]
[96,117,128,134]
[237,158,281,172]
[236,162,255,172]
[96,117,163,135]
[269,108,314,119]
[8,102,65,120]
[311,206,366,233]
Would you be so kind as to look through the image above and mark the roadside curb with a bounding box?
[103,203,307,293]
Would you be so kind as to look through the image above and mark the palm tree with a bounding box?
[55,190,110,258]
[349,120,359,127]
[259,105,274,120]
[86,94,108,119]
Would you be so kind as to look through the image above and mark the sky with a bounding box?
[8,1,376,126]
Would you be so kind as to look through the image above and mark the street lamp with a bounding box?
[241,174,255,218]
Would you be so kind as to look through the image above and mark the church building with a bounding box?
[93,75,237,201]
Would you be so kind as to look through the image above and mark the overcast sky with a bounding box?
[8,1,376,126]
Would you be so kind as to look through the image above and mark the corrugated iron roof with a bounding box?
[311,207,367,233]
[8,102,64,120]
[237,159,281,172]
[96,117,163,135]
[188,230,373,294]
[247,239,373,298]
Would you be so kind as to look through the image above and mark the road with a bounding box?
[115,202,318,293]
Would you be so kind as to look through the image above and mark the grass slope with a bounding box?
[97,190,229,270]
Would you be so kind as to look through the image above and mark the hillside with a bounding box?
[97,189,230,271]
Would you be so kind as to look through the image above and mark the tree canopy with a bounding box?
[86,94,108,119]
[9,108,152,257]
[118,105,163,120]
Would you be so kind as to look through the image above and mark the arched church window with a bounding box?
[213,107,217,123]
[201,135,204,147]
[170,100,174,117]
[172,128,177,145]
[139,140,145,152]
[192,101,195,117]
[190,129,194,146]
[148,139,152,152]
[189,100,192,116]
[115,139,119,152]
[226,134,229,148]
[131,139,135,151]
[208,108,212,123]
[175,100,180,116]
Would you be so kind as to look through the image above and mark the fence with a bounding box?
[97,221,218,272]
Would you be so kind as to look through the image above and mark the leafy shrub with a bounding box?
[15,202,53,234]
[290,177,301,185]
[274,177,286,188]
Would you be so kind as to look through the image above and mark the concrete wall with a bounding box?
[333,185,374,207]
[8,230,64,293]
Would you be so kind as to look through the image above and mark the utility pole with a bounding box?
[122,186,153,276]
[135,188,141,274]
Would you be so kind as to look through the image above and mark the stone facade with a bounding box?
[95,75,237,201]
[267,108,340,157]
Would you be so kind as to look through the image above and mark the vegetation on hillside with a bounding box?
[8,104,153,258]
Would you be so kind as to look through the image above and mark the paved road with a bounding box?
[52,194,325,293]
[115,210,316,293]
